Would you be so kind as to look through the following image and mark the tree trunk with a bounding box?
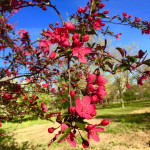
[121,98,124,108]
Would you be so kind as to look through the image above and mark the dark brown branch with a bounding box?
[0,2,65,26]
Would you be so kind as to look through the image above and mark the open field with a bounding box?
[0,100,150,150]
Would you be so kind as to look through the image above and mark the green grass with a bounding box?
[95,100,150,134]
[97,99,150,115]
[0,99,150,150]
[1,119,50,132]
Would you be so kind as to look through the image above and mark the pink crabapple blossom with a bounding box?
[58,124,76,147]
[87,124,104,143]
[76,96,96,119]
[126,83,130,89]
[72,43,92,63]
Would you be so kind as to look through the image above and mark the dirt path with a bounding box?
[131,108,150,114]
[12,119,150,150]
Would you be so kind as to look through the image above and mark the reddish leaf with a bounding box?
[46,112,61,119]
[116,47,126,57]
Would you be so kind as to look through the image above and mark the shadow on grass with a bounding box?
[98,100,150,110]
[9,115,39,123]
[0,129,44,150]
[96,113,150,129]
[147,140,150,147]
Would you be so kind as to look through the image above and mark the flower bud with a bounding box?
[126,83,130,89]
[49,51,56,59]
[63,40,70,47]
[88,16,93,21]
[103,10,109,14]
[42,5,47,11]
[82,139,89,148]
[90,111,96,117]
[83,34,89,42]
[32,94,36,98]
[69,106,76,114]
[91,95,98,103]
[83,6,88,13]
[78,7,83,13]
[65,22,75,31]
[99,3,105,9]
[70,90,75,97]
[48,127,54,133]
[101,119,109,126]
[87,124,94,131]
[72,33,79,40]
[56,22,59,25]
[93,12,97,17]
[73,38,80,46]
[128,15,132,18]
[123,12,128,18]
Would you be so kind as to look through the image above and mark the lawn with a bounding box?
[0,100,150,150]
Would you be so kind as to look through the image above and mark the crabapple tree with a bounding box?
[0,0,150,148]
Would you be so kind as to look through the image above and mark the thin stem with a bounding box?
[103,20,129,26]
[68,56,72,106]
[1,2,65,25]
[127,70,129,83]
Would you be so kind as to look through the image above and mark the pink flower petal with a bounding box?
[72,47,80,56]
[90,133,100,142]
[92,127,104,132]
[78,55,87,63]
[83,96,91,105]
[61,124,68,132]
[81,47,92,55]
[67,132,76,147]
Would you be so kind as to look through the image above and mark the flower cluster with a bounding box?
[86,73,107,104]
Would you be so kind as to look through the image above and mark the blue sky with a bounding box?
[8,0,150,54]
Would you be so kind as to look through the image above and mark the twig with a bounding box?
[68,56,72,106]
[0,2,65,25]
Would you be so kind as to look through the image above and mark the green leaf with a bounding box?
[117,16,122,21]
[106,29,112,34]
[112,15,119,20]
[42,75,46,78]
[37,37,40,40]
[105,61,113,69]
[126,56,137,63]
[114,65,118,73]
[95,58,98,63]
[75,17,78,23]
[92,43,95,48]
[121,66,127,72]
[87,29,97,35]
[102,56,111,61]
[87,43,91,48]
[101,65,106,71]
[71,30,84,34]
[91,9,97,14]
[57,127,72,142]
[90,1,96,12]
[75,121,85,131]
[143,59,150,66]
[69,36,72,41]
[97,13,106,18]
